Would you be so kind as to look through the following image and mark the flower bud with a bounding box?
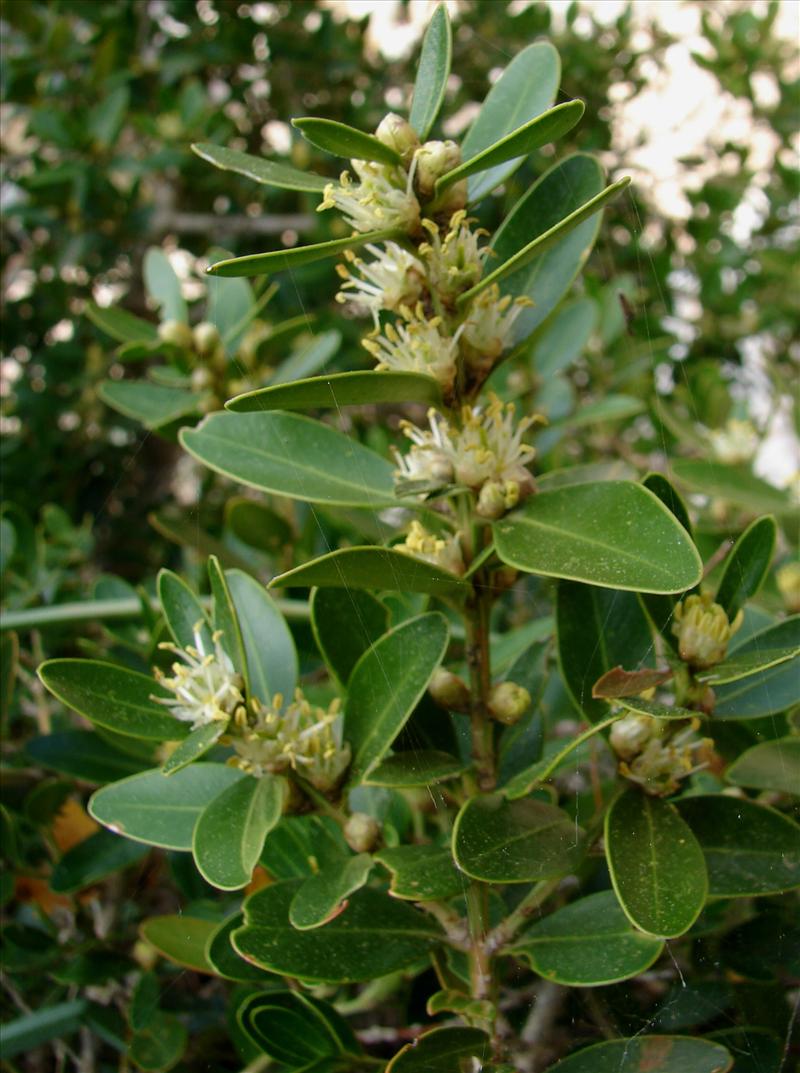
[344,812,380,853]
[191,367,213,391]
[375,113,419,163]
[476,479,520,520]
[414,140,462,197]
[158,319,193,349]
[488,681,531,725]
[609,714,655,761]
[672,592,743,670]
[429,667,471,712]
[192,321,223,358]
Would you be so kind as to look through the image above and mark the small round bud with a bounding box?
[488,681,531,725]
[414,140,461,197]
[609,714,655,761]
[672,593,743,670]
[190,367,213,391]
[429,667,471,712]
[476,479,520,519]
[158,319,193,349]
[132,939,159,972]
[192,321,223,358]
[344,812,380,853]
[375,113,420,163]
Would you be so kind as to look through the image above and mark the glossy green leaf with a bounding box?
[208,555,247,679]
[129,1012,187,1072]
[715,515,777,618]
[542,1036,732,1073]
[157,568,212,651]
[345,613,449,782]
[140,915,217,973]
[193,774,286,890]
[0,1000,87,1059]
[671,460,792,516]
[225,569,297,703]
[260,815,349,880]
[311,587,389,688]
[225,498,292,555]
[676,795,800,896]
[50,829,148,893]
[513,891,663,985]
[537,461,636,491]
[614,697,700,721]
[365,750,468,787]
[237,990,360,1066]
[226,369,442,413]
[289,853,373,929]
[639,473,694,652]
[409,4,451,140]
[557,580,655,723]
[26,731,152,783]
[192,142,328,192]
[161,722,225,775]
[293,117,401,165]
[387,1026,490,1073]
[714,616,800,719]
[207,262,256,354]
[86,302,158,344]
[436,100,584,195]
[233,880,443,982]
[269,329,341,386]
[143,247,187,323]
[606,789,707,938]
[89,764,243,850]
[453,793,585,883]
[726,737,800,796]
[272,546,467,597]
[38,659,187,741]
[532,298,597,378]
[376,844,465,901]
[494,482,702,594]
[697,645,798,684]
[555,394,646,430]
[461,41,559,202]
[150,509,254,571]
[181,411,396,507]
[503,712,622,800]
[99,380,205,429]
[642,472,693,536]
[206,228,401,278]
[205,913,267,982]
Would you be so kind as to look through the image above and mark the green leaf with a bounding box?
[89,764,243,850]
[676,795,800,896]
[237,991,360,1066]
[614,696,702,721]
[715,515,777,619]
[289,853,373,929]
[532,298,597,378]
[26,731,152,783]
[387,1027,490,1073]
[541,1036,732,1073]
[226,569,297,703]
[269,329,341,386]
[344,613,449,782]
[461,162,629,310]
[671,460,792,516]
[512,891,663,986]
[38,659,187,741]
[605,789,707,938]
[208,555,247,679]
[225,498,293,555]
[129,1012,187,1072]
[143,247,187,323]
[557,580,655,723]
[207,262,256,354]
[293,117,402,165]
[437,100,584,196]
[157,569,212,651]
[554,394,646,431]
[0,1000,87,1059]
[272,546,467,597]
[129,973,159,1031]
[233,880,443,982]
[206,229,402,279]
[311,587,389,688]
[503,712,622,801]
[98,380,205,429]
[193,774,286,890]
[642,473,693,536]
[139,915,217,973]
[714,616,800,719]
[409,4,451,140]
[192,143,328,192]
[226,369,442,413]
[453,793,584,883]
[260,815,349,879]
[697,645,799,684]
[181,411,396,507]
[50,829,148,893]
[494,482,702,593]
[726,737,800,796]
[375,844,465,901]
[206,913,267,982]
[638,473,694,652]
[86,302,157,344]
[365,750,468,787]
[461,41,559,202]
[161,722,225,775]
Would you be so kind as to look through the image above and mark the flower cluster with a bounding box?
[418,211,488,304]
[362,306,462,390]
[395,520,465,576]
[672,592,743,669]
[336,243,424,324]
[610,713,713,796]
[153,625,245,730]
[318,159,421,235]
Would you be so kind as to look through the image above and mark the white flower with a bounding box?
[232,690,351,791]
[393,408,455,490]
[615,717,712,797]
[395,520,464,576]
[153,626,245,730]
[450,394,537,492]
[318,159,420,235]
[707,418,759,465]
[419,211,488,303]
[336,243,424,323]
[461,283,531,375]
[363,307,462,390]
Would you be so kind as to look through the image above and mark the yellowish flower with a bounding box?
[672,592,743,669]
[153,626,245,731]
[419,211,488,303]
[318,159,420,234]
[393,409,455,490]
[450,394,538,493]
[336,243,424,323]
[395,520,465,576]
[363,306,461,390]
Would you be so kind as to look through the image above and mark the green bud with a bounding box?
[488,681,531,725]
[672,592,743,670]
[192,321,223,358]
[429,667,471,712]
[375,113,419,163]
[344,812,380,853]
[414,140,462,197]
[158,319,193,349]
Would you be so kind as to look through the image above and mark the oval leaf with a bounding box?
[409,4,451,140]
[26,731,152,784]
[206,228,401,278]
[715,515,776,619]
[237,991,360,1065]
[271,546,467,597]
[344,613,449,782]
[191,142,328,192]
[181,411,396,507]
[143,247,186,323]
[494,482,702,594]
[714,616,800,719]
[726,737,800,796]
[225,569,297,703]
[387,1026,490,1073]
[289,853,373,930]
[453,793,585,884]
[208,555,247,679]
[50,830,148,894]
[99,381,204,429]
[161,722,225,775]
[376,844,465,901]
[140,915,216,973]
[293,117,401,165]
[542,1036,732,1073]
[605,789,707,938]
[226,370,442,413]
[38,660,188,742]
[311,587,389,688]
[671,460,792,516]
[206,913,267,982]
[157,569,212,651]
[365,750,468,787]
